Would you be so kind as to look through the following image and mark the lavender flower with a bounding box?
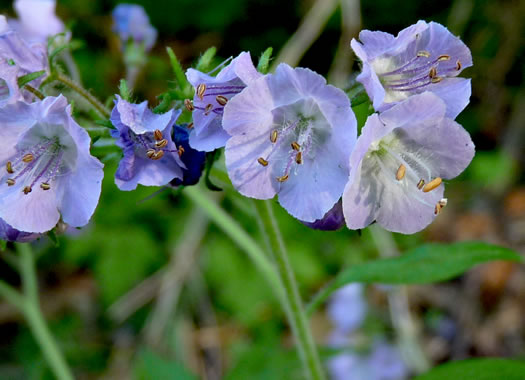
[169,125,206,187]
[0,218,39,242]
[342,92,475,234]
[9,0,65,44]
[0,58,22,105]
[112,4,157,51]
[351,20,472,118]
[327,284,367,333]
[185,52,261,152]
[110,96,185,191]
[301,200,345,231]
[223,63,357,222]
[0,95,104,233]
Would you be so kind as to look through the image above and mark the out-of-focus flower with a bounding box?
[0,218,40,242]
[351,20,472,118]
[224,63,357,222]
[169,124,206,187]
[327,284,367,333]
[9,0,65,45]
[110,95,185,191]
[0,58,23,106]
[0,95,104,233]
[112,4,157,51]
[301,200,345,231]
[185,51,260,151]
[342,92,475,234]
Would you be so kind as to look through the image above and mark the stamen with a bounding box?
[291,141,300,151]
[270,130,278,143]
[431,77,443,83]
[196,83,206,100]
[40,182,50,190]
[23,186,32,194]
[146,149,156,159]
[178,146,184,157]
[434,198,447,215]
[6,161,13,174]
[22,153,34,163]
[455,60,462,70]
[187,122,194,129]
[154,129,163,141]
[6,178,15,186]
[417,51,431,58]
[155,139,168,148]
[437,55,450,61]
[295,151,303,164]
[151,151,164,160]
[396,164,406,180]
[257,157,269,166]
[438,198,448,207]
[204,104,213,115]
[277,174,289,182]
[184,99,194,112]
[417,179,425,189]
[216,95,228,106]
[423,177,442,192]
[429,67,437,79]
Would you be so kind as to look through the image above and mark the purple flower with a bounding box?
[0,95,104,233]
[342,92,475,234]
[110,95,185,191]
[351,20,472,118]
[328,352,372,380]
[327,284,367,333]
[112,4,157,51]
[224,63,357,222]
[301,200,345,231]
[0,58,23,105]
[0,218,40,242]
[185,51,261,151]
[9,0,65,45]
[169,124,206,187]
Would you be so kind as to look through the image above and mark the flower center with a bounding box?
[129,128,182,160]
[189,83,245,116]
[2,137,68,194]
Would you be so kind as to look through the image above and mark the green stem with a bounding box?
[56,73,111,118]
[183,186,284,301]
[253,200,325,380]
[15,244,75,380]
[24,85,45,100]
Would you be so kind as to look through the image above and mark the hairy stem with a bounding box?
[253,200,326,380]
[56,73,111,118]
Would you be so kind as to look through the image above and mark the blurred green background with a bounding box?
[0,0,524,379]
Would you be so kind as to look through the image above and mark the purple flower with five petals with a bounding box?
[351,20,472,118]
[342,92,475,234]
[223,63,357,222]
[110,95,185,191]
[0,95,104,233]
[185,51,261,151]
[112,4,157,51]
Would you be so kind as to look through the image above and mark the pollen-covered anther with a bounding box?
[196,83,206,100]
[155,139,168,148]
[216,95,228,106]
[437,54,451,61]
[6,161,14,174]
[295,151,303,164]
[22,153,34,163]
[257,157,268,166]
[40,182,51,191]
[417,50,431,58]
[270,130,278,143]
[178,146,184,157]
[154,129,163,141]
[23,186,32,194]
[431,77,443,84]
[187,122,194,129]
[423,177,442,192]
[146,149,156,159]
[429,67,437,79]
[204,104,213,115]
[277,174,289,182]
[456,60,462,71]
[184,99,194,112]
[417,179,425,189]
[151,150,164,160]
[6,178,15,186]
[291,141,300,151]
[434,198,448,215]
[396,164,406,180]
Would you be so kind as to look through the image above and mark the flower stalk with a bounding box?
[55,73,111,118]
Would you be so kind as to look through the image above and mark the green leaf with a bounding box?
[94,119,114,129]
[134,348,198,380]
[17,70,46,88]
[307,241,521,314]
[47,229,59,247]
[119,79,132,101]
[196,47,217,72]
[0,240,6,251]
[257,47,273,74]
[414,358,525,380]
[166,47,190,94]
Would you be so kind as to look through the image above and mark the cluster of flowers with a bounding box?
[326,284,408,380]
[0,0,475,243]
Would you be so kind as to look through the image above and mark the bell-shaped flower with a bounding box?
[224,63,357,222]
[351,20,472,118]
[9,0,65,45]
[342,92,475,234]
[112,4,157,51]
[110,95,185,191]
[0,218,40,242]
[0,95,104,233]
[185,51,261,151]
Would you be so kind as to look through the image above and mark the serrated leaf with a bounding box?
[414,358,525,380]
[307,241,522,314]
[17,71,46,87]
